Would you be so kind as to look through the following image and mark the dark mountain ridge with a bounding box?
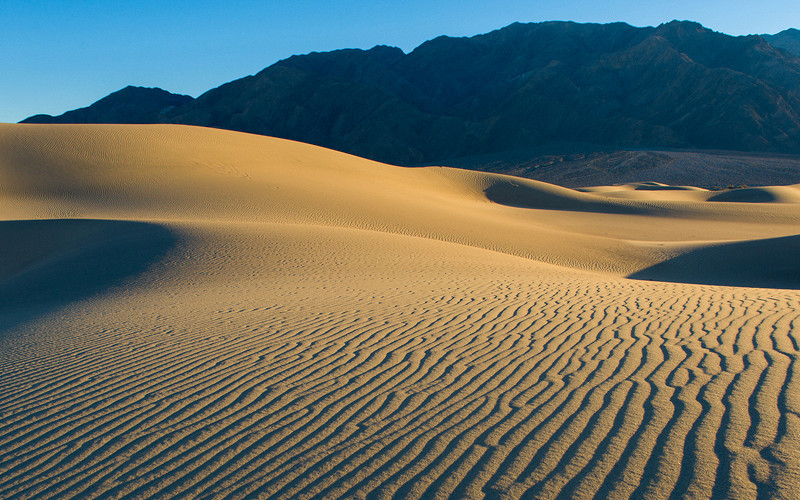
[22,21,800,170]
[24,86,193,125]
[764,28,800,57]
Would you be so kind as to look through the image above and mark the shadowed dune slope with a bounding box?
[630,234,800,289]
[0,219,176,307]
[0,219,177,334]
[1,124,800,499]
[707,185,800,204]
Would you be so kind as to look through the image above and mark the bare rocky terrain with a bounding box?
[23,21,800,187]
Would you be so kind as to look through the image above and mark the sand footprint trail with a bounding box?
[1,124,799,498]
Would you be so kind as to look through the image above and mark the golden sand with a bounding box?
[1,124,798,498]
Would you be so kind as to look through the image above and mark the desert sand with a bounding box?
[1,123,799,498]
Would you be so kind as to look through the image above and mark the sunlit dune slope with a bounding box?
[1,124,800,499]
[2,124,799,279]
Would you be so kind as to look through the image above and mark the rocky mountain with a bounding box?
[23,86,193,124]
[22,21,800,168]
[764,28,800,56]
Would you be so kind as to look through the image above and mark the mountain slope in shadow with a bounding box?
[22,21,800,168]
[23,86,193,125]
[764,28,800,56]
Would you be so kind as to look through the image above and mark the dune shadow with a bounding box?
[628,234,800,289]
[0,219,178,336]
[633,183,695,191]
[484,181,653,215]
[707,188,778,203]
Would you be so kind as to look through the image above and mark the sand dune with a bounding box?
[580,181,800,205]
[1,124,799,498]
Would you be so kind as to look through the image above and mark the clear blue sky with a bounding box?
[2,0,798,123]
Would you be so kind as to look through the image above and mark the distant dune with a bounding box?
[442,149,800,189]
[1,124,799,498]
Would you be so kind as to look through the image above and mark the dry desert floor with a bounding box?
[1,124,799,499]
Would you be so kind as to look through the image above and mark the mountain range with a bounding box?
[22,21,800,183]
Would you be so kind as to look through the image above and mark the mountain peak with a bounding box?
[763,28,800,56]
[660,19,706,29]
[22,86,193,124]
[655,20,715,38]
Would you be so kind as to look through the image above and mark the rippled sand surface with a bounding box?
[1,124,799,498]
